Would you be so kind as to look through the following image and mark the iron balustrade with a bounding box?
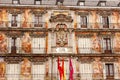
[0,21,46,28]
[0,73,118,80]
[76,23,120,29]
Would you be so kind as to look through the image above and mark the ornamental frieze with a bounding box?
[7,9,23,14]
[75,11,89,16]
[101,57,118,62]
[30,9,47,15]
[49,14,73,22]
[77,57,94,63]
[4,57,22,63]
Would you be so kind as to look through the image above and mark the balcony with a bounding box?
[1,73,116,80]
[76,23,120,29]
[78,47,114,54]
[51,46,73,53]
[0,21,46,28]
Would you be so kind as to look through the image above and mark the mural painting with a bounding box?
[21,58,31,80]
[93,58,103,79]
[92,33,101,52]
[0,33,7,53]
[114,32,120,52]
[22,33,32,53]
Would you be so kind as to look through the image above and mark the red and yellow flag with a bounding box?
[58,57,66,80]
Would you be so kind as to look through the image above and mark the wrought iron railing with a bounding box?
[77,23,120,29]
[0,21,46,28]
[1,73,117,80]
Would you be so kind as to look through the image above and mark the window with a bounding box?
[103,38,112,53]
[97,1,106,6]
[35,0,42,5]
[55,0,64,5]
[102,16,109,28]
[32,38,45,54]
[11,37,17,53]
[77,1,85,6]
[78,37,91,53]
[105,64,114,79]
[34,15,42,27]
[118,2,120,6]
[12,0,20,4]
[11,14,18,27]
[81,16,87,28]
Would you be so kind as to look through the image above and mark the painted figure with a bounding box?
[22,10,32,28]
[22,33,31,53]
[92,33,101,52]
[93,58,103,79]
[21,58,31,80]
[0,59,6,80]
[114,32,120,52]
[0,33,7,53]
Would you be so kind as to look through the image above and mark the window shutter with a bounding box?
[8,14,12,27]
[6,64,20,80]
[32,64,45,80]
[17,14,21,27]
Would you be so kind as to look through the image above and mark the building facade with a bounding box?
[0,0,119,80]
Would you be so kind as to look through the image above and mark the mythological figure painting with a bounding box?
[92,33,101,52]
[0,59,6,80]
[91,11,99,29]
[93,58,103,79]
[22,33,31,53]
[21,58,31,80]
[56,24,68,47]
[114,32,120,52]
[113,12,119,28]
[0,33,7,53]
[0,9,8,27]
[22,9,32,28]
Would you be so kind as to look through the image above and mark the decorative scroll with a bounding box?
[56,24,68,47]
[22,33,31,53]
[112,12,119,28]
[21,58,31,80]
[0,33,7,53]
[22,9,32,28]
[92,58,103,79]
[0,58,6,80]
[114,32,120,52]
[91,11,99,29]
[92,33,101,52]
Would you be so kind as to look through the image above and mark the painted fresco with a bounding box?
[91,11,99,29]
[21,58,31,80]
[92,33,101,52]
[0,9,8,27]
[22,33,32,53]
[112,12,119,28]
[22,9,32,28]
[93,58,103,79]
[0,33,7,53]
[0,59,6,80]
[114,32,120,52]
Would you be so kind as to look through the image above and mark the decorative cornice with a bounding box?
[49,14,73,22]
[7,9,23,14]
[101,57,118,62]
[75,11,89,16]
[30,9,47,15]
